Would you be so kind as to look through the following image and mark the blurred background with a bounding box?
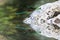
[0,0,58,40]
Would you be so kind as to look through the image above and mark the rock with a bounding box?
[24,0,60,40]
